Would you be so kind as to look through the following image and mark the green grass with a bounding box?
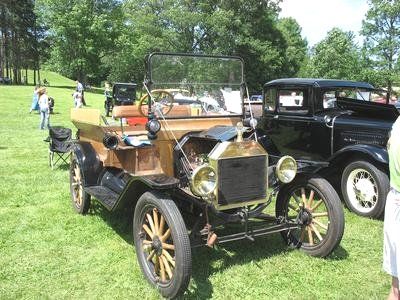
[0,71,391,299]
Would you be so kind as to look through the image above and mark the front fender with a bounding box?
[114,174,179,210]
[330,144,388,165]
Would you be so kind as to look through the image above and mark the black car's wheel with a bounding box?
[133,192,191,299]
[276,176,344,257]
[69,156,91,214]
[341,160,389,218]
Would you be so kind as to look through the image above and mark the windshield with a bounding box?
[147,53,244,118]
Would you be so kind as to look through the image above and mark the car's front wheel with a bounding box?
[133,192,191,299]
[341,160,389,218]
[276,176,344,257]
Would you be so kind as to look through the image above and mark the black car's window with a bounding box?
[322,90,337,109]
[264,88,276,111]
[278,89,308,114]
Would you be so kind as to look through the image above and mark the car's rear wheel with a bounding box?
[276,176,344,257]
[69,155,91,214]
[341,160,389,218]
[133,192,191,299]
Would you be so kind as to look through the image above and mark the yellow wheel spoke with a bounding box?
[308,190,315,209]
[159,256,166,282]
[161,255,173,279]
[312,212,329,218]
[307,226,314,245]
[311,200,323,212]
[310,223,323,242]
[146,213,156,235]
[162,250,175,268]
[159,215,165,236]
[147,250,156,261]
[313,219,328,230]
[153,209,159,236]
[143,240,152,245]
[162,242,175,251]
[161,228,171,242]
[301,188,307,207]
[142,224,154,239]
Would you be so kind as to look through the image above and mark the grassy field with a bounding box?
[0,72,390,299]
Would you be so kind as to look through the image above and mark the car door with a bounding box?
[261,85,329,161]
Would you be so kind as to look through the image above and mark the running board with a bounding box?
[84,186,120,211]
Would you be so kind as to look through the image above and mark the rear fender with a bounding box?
[72,141,103,186]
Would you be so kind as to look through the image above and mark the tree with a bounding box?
[303,28,361,80]
[361,0,400,94]
[36,0,122,83]
[103,0,303,92]
[276,17,307,78]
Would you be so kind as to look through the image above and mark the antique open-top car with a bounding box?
[70,53,344,298]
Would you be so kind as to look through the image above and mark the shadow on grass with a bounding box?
[88,202,349,299]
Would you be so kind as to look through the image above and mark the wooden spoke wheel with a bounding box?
[69,155,90,214]
[133,192,191,299]
[138,90,174,117]
[276,176,344,257]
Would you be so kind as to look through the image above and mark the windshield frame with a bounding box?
[144,52,246,119]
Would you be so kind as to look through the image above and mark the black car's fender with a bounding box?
[329,144,388,165]
[72,141,103,186]
[114,174,179,210]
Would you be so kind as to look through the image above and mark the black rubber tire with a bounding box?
[133,192,191,299]
[341,160,389,218]
[69,155,91,214]
[276,176,345,257]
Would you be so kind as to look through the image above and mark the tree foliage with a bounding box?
[361,0,400,93]
[36,0,122,83]
[0,0,45,84]
[302,28,361,80]
[102,0,307,91]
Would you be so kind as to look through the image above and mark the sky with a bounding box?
[279,0,369,47]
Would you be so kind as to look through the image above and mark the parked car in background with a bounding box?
[0,76,12,84]
[249,94,263,102]
[258,78,399,218]
[104,82,137,116]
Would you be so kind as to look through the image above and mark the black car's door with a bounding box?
[261,86,330,161]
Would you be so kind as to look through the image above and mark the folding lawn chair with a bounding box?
[47,126,73,169]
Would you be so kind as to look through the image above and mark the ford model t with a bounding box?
[70,53,344,298]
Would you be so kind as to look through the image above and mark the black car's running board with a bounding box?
[84,186,119,211]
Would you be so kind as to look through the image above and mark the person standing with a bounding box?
[38,87,50,130]
[383,116,400,300]
[76,80,86,106]
[29,85,40,113]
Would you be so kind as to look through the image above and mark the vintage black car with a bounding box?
[104,82,137,116]
[70,57,344,298]
[258,78,399,218]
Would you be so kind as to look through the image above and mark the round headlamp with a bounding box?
[190,164,217,197]
[276,156,297,183]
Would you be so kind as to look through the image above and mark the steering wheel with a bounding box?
[138,90,174,117]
